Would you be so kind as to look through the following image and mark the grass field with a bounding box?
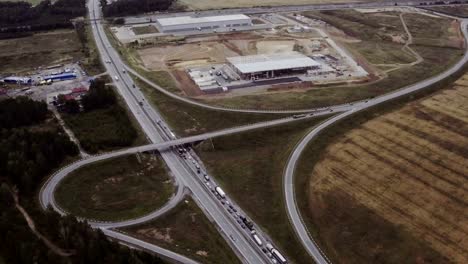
[132,25,159,35]
[134,77,290,136]
[427,6,468,17]
[121,197,241,264]
[55,154,174,221]
[296,73,468,263]
[177,0,378,10]
[195,116,330,263]
[0,0,42,6]
[0,30,83,74]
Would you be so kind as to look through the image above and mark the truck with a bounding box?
[293,114,306,119]
[215,186,226,199]
[252,234,263,246]
[240,215,254,230]
[271,249,287,264]
[266,243,274,252]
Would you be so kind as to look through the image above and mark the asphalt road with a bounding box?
[38,1,468,263]
[40,0,274,263]
[283,18,468,264]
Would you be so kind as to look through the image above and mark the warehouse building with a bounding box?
[227,52,321,80]
[1,76,32,85]
[156,14,252,33]
[43,72,77,82]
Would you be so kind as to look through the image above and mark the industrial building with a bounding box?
[227,52,321,80]
[156,14,252,33]
[1,76,32,85]
[43,72,77,82]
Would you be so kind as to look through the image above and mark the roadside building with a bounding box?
[43,72,77,82]
[227,51,321,80]
[156,14,251,33]
[1,76,32,85]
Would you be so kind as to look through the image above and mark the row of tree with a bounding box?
[0,96,166,263]
[61,80,138,153]
[0,0,86,38]
[101,0,173,17]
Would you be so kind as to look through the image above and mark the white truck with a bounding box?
[252,234,263,246]
[215,186,226,199]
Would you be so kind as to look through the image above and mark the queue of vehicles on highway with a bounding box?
[174,146,288,264]
[122,62,288,263]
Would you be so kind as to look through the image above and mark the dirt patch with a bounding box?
[137,228,174,243]
[172,69,203,96]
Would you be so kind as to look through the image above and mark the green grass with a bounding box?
[132,25,159,35]
[293,63,468,264]
[55,154,174,221]
[350,40,415,65]
[62,104,143,154]
[0,0,43,6]
[195,116,330,263]
[121,197,241,264]
[134,77,290,136]
[0,30,83,74]
[143,70,181,93]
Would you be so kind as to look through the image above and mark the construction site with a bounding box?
[111,12,369,95]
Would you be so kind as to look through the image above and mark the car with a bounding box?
[262,248,267,253]
[227,208,232,213]
[221,200,225,205]
[241,224,246,229]
[267,253,272,258]
[237,219,242,224]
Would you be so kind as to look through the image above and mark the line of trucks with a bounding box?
[177,147,287,263]
[215,186,287,264]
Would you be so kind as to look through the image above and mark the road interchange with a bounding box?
[38,1,468,264]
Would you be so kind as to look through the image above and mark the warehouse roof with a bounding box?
[227,52,320,74]
[157,14,250,27]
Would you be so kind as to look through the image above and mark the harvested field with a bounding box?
[303,75,468,263]
[0,30,83,74]
[178,0,377,11]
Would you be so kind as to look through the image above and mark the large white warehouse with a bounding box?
[227,52,321,80]
[156,14,251,33]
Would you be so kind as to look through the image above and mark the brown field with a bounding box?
[178,0,373,10]
[138,42,238,71]
[305,75,468,263]
[0,30,83,74]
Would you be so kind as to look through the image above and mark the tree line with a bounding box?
[0,0,86,39]
[61,79,138,153]
[0,96,166,263]
[101,0,173,17]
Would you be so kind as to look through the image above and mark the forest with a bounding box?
[0,0,86,38]
[0,96,166,264]
[101,0,173,17]
[62,80,139,153]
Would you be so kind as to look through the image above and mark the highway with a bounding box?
[40,0,280,263]
[283,18,468,264]
[38,1,468,263]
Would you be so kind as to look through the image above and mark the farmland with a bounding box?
[178,0,381,11]
[0,30,83,74]
[121,197,241,264]
[55,154,175,221]
[299,73,468,263]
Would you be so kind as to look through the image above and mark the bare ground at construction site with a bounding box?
[302,74,468,263]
